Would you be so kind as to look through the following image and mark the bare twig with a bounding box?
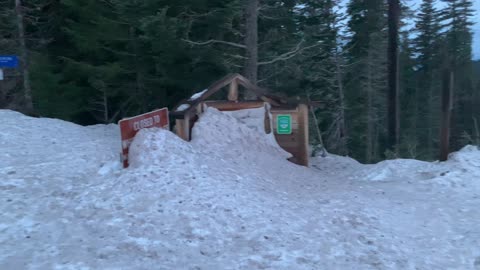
[257,40,324,66]
[182,39,246,49]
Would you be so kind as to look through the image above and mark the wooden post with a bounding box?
[15,0,33,112]
[228,79,239,101]
[175,119,186,141]
[175,116,191,141]
[264,104,271,134]
[297,104,309,166]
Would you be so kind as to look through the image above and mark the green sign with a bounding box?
[277,114,292,134]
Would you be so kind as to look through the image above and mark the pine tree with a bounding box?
[439,0,475,154]
[413,0,442,159]
[398,31,418,158]
[345,0,388,162]
[294,0,348,155]
[387,0,401,153]
[0,0,18,108]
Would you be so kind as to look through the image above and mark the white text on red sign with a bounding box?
[133,115,161,131]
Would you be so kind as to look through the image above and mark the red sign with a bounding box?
[119,108,169,168]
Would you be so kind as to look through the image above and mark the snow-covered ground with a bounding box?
[1,108,479,270]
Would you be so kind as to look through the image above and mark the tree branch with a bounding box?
[258,40,324,66]
[182,39,246,49]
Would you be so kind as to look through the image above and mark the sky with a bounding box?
[469,1,479,59]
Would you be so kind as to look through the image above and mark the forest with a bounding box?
[0,0,478,163]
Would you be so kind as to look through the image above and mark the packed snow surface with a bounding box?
[1,108,480,269]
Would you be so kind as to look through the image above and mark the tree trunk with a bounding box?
[439,69,454,161]
[366,52,374,163]
[334,51,348,155]
[15,0,33,112]
[426,71,434,158]
[130,26,146,112]
[387,0,400,152]
[244,0,258,95]
[473,117,479,145]
[306,90,326,157]
[103,88,109,123]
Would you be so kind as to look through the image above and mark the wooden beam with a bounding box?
[259,95,280,107]
[297,104,309,166]
[203,100,265,111]
[201,73,241,101]
[172,73,296,117]
[172,73,240,117]
[264,104,271,134]
[236,74,267,97]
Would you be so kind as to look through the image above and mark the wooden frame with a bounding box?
[171,74,311,166]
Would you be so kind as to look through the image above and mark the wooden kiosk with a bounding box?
[171,74,310,166]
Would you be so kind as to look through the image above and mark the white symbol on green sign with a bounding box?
[277,115,292,134]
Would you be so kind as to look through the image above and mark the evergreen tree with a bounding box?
[413,0,442,159]
[439,0,475,153]
[0,0,18,108]
[398,31,419,158]
[386,0,401,153]
[345,0,388,162]
[293,0,347,155]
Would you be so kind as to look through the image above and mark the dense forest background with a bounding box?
[0,0,478,163]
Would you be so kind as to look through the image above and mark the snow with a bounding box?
[1,109,480,269]
[351,145,480,186]
[175,103,190,112]
[189,89,208,101]
[221,105,291,159]
[192,107,292,161]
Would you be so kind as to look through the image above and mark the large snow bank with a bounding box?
[1,109,480,269]
[129,107,291,170]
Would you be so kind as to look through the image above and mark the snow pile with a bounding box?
[0,110,121,269]
[191,107,291,162]
[351,145,480,187]
[310,153,362,175]
[448,145,480,172]
[355,159,435,181]
[429,145,480,188]
[128,127,196,168]
[0,110,119,170]
[129,107,291,171]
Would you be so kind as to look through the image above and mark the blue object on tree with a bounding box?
[0,56,19,68]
